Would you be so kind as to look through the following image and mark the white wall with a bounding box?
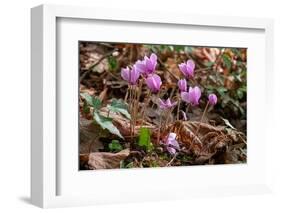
[0,0,280,212]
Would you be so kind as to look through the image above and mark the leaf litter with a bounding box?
[79,42,247,169]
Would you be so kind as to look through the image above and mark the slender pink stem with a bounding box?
[177,94,181,120]
[192,101,209,144]
[157,111,163,144]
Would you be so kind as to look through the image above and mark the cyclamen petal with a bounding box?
[146,74,162,93]
[167,147,176,155]
[158,98,177,109]
[178,79,187,92]
[121,66,140,85]
[136,53,157,76]
[150,53,157,62]
[167,132,177,140]
[178,60,195,78]
[181,86,201,106]
[186,60,195,72]
[208,94,217,106]
[130,66,140,84]
[164,133,180,155]
[178,63,187,75]
[188,86,201,106]
[158,98,166,109]
[171,140,180,151]
[135,60,146,73]
[121,67,130,82]
[166,99,172,107]
[181,91,190,103]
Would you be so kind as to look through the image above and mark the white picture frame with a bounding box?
[31,4,274,208]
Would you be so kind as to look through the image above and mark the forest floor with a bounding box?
[79,42,247,170]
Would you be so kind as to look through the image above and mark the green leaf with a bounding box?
[107,99,131,119]
[237,89,244,99]
[216,87,227,96]
[138,127,153,152]
[173,45,185,52]
[108,56,118,71]
[109,140,123,152]
[81,93,102,109]
[205,61,215,67]
[82,102,90,114]
[222,53,232,70]
[93,112,124,139]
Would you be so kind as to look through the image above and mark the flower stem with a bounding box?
[185,103,190,117]
[140,90,151,127]
[133,85,139,141]
[157,111,163,144]
[193,101,209,143]
[124,89,129,103]
[128,85,134,142]
[177,94,181,120]
[134,79,143,131]
[163,108,172,131]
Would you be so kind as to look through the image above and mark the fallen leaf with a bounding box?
[79,118,107,153]
[168,120,246,164]
[87,149,130,169]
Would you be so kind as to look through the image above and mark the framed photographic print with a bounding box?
[31,4,274,208]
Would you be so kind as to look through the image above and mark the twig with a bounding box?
[166,153,178,167]
[80,49,117,82]
[157,58,179,81]
[195,67,212,73]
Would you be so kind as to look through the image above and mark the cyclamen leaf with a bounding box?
[138,127,153,152]
[93,112,124,139]
[222,54,232,70]
[107,99,131,119]
[108,56,118,71]
[109,140,123,152]
[81,93,102,109]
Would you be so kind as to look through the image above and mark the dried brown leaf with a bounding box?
[88,149,130,169]
[169,121,246,164]
[79,118,107,154]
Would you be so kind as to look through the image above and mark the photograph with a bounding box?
[79,42,247,170]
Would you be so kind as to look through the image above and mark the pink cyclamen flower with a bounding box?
[178,60,195,78]
[158,98,177,110]
[135,53,157,76]
[162,133,180,155]
[178,79,187,92]
[181,86,201,106]
[208,94,217,106]
[121,66,140,85]
[146,74,162,93]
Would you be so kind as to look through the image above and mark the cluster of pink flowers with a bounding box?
[121,54,218,155]
[121,53,162,93]
[177,59,217,107]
